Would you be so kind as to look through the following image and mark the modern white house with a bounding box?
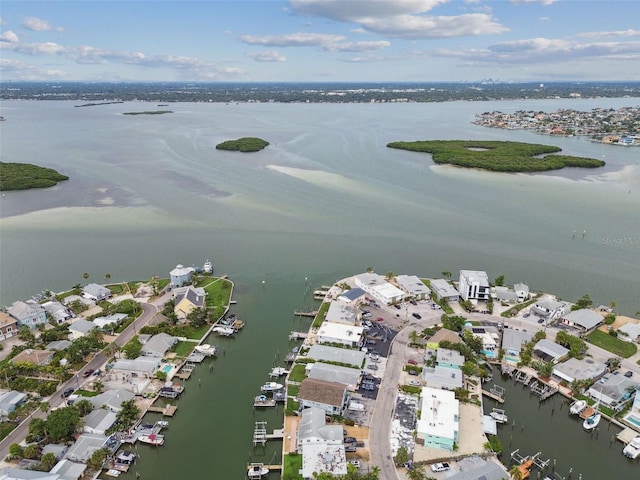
[82,283,111,302]
[325,301,360,326]
[513,283,530,302]
[316,321,363,348]
[458,270,490,302]
[353,272,405,305]
[430,279,459,302]
[530,299,571,322]
[169,264,195,287]
[463,325,500,359]
[560,309,604,334]
[93,313,128,330]
[6,300,47,329]
[395,275,431,300]
[416,387,459,451]
[297,378,348,416]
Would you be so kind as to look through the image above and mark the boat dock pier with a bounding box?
[254,395,276,408]
[293,310,318,317]
[147,404,178,416]
[617,427,639,444]
[482,384,505,403]
[252,422,284,446]
[289,331,308,340]
[514,369,533,385]
[530,380,559,401]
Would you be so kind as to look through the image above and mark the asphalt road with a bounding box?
[0,295,166,461]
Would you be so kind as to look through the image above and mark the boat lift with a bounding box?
[253,421,267,447]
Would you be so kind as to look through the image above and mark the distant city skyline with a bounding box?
[1,0,639,83]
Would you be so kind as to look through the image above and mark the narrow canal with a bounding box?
[485,373,639,479]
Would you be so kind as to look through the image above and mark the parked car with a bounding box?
[408,380,421,386]
[62,388,74,398]
[376,317,384,322]
[348,460,360,468]
[82,369,95,377]
[407,359,418,365]
[344,437,357,444]
[625,371,634,378]
[431,462,450,473]
[394,304,402,310]
[412,312,422,319]
[408,370,419,376]
[367,364,378,371]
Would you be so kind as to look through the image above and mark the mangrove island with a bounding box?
[215,137,269,152]
[0,162,69,191]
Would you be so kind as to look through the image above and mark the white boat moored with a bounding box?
[569,399,587,415]
[623,435,640,459]
[260,382,283,392]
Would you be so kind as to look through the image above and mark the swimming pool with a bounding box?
[162,364,172,374]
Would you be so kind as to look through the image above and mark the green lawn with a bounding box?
[587,330,638,358]
[172,341,196,357]
[287,384,299,398]
[282,453,303,480]
[312,302,329,328]
[289,364,307,383]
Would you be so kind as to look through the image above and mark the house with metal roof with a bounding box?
[458,270,490,302]
[587,373,638,408]
[501,329,533,365]
[0,390,27,416]
[111,357,160,376]
[430,279,459,302]
[89,389,136,412]
[297,406,344,449]
[297,408,346,478]
[64,433,109,463]
[447,457,509,480]
[141,332,177,358]
[618,322,640,343]
[169,264,195,287]
[416,386,459,451]
[337,287,365,305]
[173,286,206,320]
[49,459,86,480]
[306,362,361,390]
[532,339,569,364]
[306,345,365,369]
[40,445,67,461]
[83,409,117,435]
[560,309,604,334]
[68,319,96,340]
[46,340,72,352]
[395,275,431,299]
[493,286,518,303]
[325,301,359,326]
[6,300,47,329]
[297,378,348,415]
[93,313,128,330]
[553,357,606,384]
[81,283,111,302]
[0,468,61,480]
[42,301,73,325]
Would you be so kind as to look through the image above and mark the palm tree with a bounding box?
[366,266,374,273]
[509,465,523,480]
[385,271,394,281]
[104,273,111,285]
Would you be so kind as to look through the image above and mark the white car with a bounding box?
[348,460,360,468]
[431,462,450,472]
[408,380,421,386]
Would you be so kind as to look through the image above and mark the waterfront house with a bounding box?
[298,378,348,415]
[83,408,117,435]
[41,444,68,461]
[68,319,96,340]
[463,325,500,359]
[416,386,459,451]
[46,340,72,352]
[169,264,195,287]
[395,275,431,300]
[42,301,73,324]
[64,433,109,463]
[493,286,518,304]
[587,373,638,408]
[0,390,27,416]
[82,283,111,302]
[306,362,361,391]
[430,279,460,302]
[141,332,177,358]
[530,299,571,322]
[423,365,463,390]
[89,388,136,412]
[617,322,640,343]
[426,328,463,350]
[325,301,360,326]
[0,468,62,479]
[306,345,366,369]
[435,348,465,369]
[62,295,95,309]
[173,286,206,320]
[501,329,533,365]
[532,339,569,364]
[93,313,128,330]
[353,272,405,305]
[49,459,86,480]
[337,287,365,305]
[6,300,47,329]
[297,407,346,479]
[553,357,606,384]
[623,387,640,428]
[560,309,604,334]
[513,283,530,302]
[316,321,364,348]
[111,357,161,378]
[0,312,18,341]
[447,457,509,480]
[11,349,53,366]
[458,270,490,302]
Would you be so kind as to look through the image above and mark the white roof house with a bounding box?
[530,299,571,320]
[458,270,490,302]
[618,322,640,343]
[416,386,459,451]
[306,362,361,390]
[49,459,86,480]
[325,301,359,326]
[0,469,60,480]
[395,275,431,299]
[297,406,343,448]
[93,313,128,330]
[300,443,347,480]
[68,319,96,340]
[82,283,111,301]
[83,409,117,435]
[513,283,530,302]
[353,272,405,305]
[553,357,606,384]
[64,433,107,463]
[423,365,463,390]
[306,345,366,368]
[141,333,177,357]
[89,389,136,412]
[316,321,363,348]
[533,339,569,363]
[430,279,459,302]
[560,309,604,332]
[169,264,195,287]
[588,373,638,407]
[46,340,72,351]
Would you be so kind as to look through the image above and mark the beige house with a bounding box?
[0,311,18,341]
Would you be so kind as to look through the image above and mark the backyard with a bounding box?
[587,330,637,358]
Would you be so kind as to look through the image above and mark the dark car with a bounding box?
[412,313,422,319]
[82,369,95,377]
[625,371,633,378]
[62,388,74,398]
[410,300,417,305]
[394,304,401,309]
[344,437,357,444]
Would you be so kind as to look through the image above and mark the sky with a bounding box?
[1,0,639,83]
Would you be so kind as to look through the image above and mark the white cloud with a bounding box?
[291,0,447,21]
[323,40,390,52]
[0,58,67,79]
[8,41,66,55]
[239,32,345,47]
[0,30,19,43]
[23,16,64,32]
[340,55,386,63]
[573,29,640,39]
[510,0,557,5]
[246,50,287,62]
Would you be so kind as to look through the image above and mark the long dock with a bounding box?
[293,310,318,317]
[147,404,178,416]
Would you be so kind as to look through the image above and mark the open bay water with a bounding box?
[0,98,639,477]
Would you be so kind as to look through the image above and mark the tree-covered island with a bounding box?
[122,110,173,115]
[386,140,606,172]
[0,162,69,191]
[215,137,269,152]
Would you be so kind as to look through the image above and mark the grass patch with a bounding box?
[0,422,17,441]
[283,453,303,480]
[312,302,330,328]
[172,341,196,358]
[586,330,637,358]
[289,364,307,383]
[74,389,99,397]
[287,384,299,398]
[197,277,233,319]
[177,324,211,341]
[286,398,300,414]
[108,284,125,295]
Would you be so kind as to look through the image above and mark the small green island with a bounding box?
[122,110,173,115]
[0,162,69,191]
[215,137,269,152]
[386,140,606,172]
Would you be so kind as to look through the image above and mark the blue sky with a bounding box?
[1,0,639,82]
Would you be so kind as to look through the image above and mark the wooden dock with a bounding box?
[147,404,178,416]
[617,427,638,444]
[482,384,505,403]
[293,310,318,317]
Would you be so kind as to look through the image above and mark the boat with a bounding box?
[212,326,235,336]
[138,433,165,446]
[116,450,137,464]
[569,399,587,415]
[194,344,217,356]
[253,394,276,407]
[247,463,269,477]
[583,410,601,431]
[269,367,289,378]
[154,420,169,429]
[623,435,640,459]
[105,469,121,477]
[260,382,283,392]
[490,408,508,424]
[203,260,213,274]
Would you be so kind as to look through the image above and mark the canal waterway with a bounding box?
[0,99,639,477]
[484,374,639,480]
